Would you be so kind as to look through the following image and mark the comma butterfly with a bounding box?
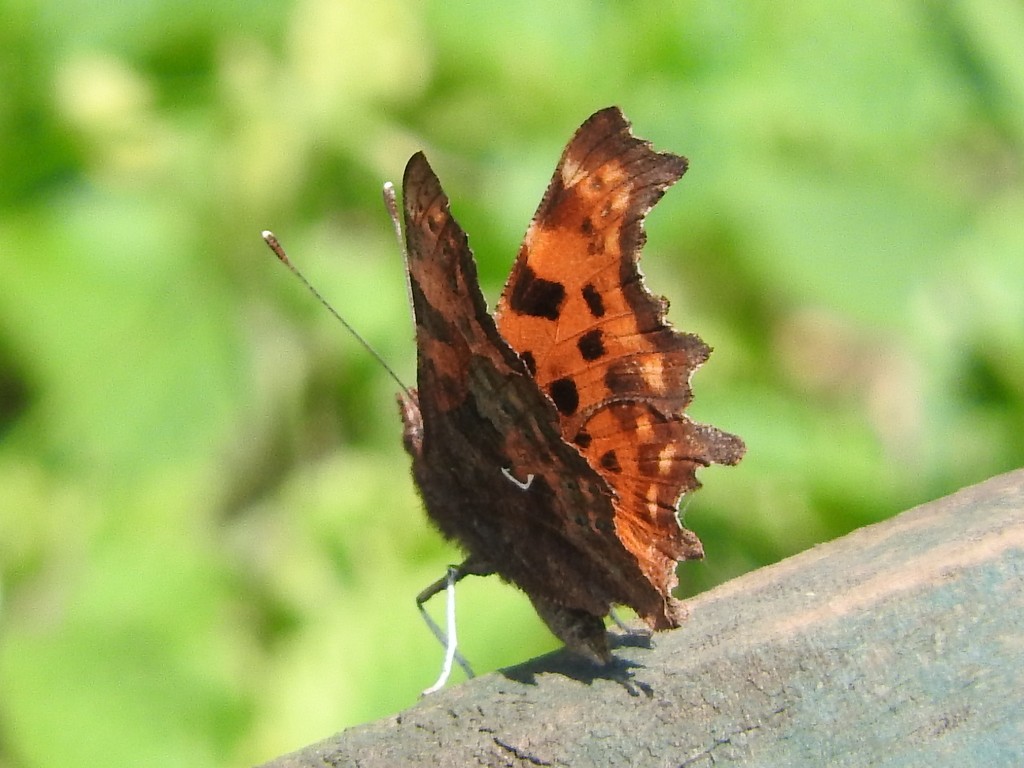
[398,107,745,666]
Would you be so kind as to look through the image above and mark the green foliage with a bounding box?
[1,1,1022,765]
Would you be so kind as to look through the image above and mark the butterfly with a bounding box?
[397,107,745,674]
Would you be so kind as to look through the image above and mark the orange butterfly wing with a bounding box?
[495,108,745,625]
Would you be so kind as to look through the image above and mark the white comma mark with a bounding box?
[501,467,535,491]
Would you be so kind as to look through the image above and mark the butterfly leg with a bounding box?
[528,594,612,666]
[416,557,493,692]
[608,606,654,648]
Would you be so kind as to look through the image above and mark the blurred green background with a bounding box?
[2,0,1023,765]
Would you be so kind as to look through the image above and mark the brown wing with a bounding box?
[399,152,681,654]
[494,107,745,620]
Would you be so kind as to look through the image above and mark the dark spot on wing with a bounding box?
[582,284,605,318]
[605,359,645,396]
[508,263,566,320]
[599,450,622,473]
[577,329,606,362]
[548,377,579,415]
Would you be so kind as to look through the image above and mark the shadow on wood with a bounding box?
[259,469,1024,767]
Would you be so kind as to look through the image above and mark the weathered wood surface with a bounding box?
[260,469,1024,767]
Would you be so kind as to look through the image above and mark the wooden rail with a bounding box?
[260,469,1024,767]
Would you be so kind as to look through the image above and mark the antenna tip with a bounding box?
[261,230,290,265]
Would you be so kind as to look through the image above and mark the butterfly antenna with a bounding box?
[381,182,406,259]
[382,181,417,328]
[262,230,410,397]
